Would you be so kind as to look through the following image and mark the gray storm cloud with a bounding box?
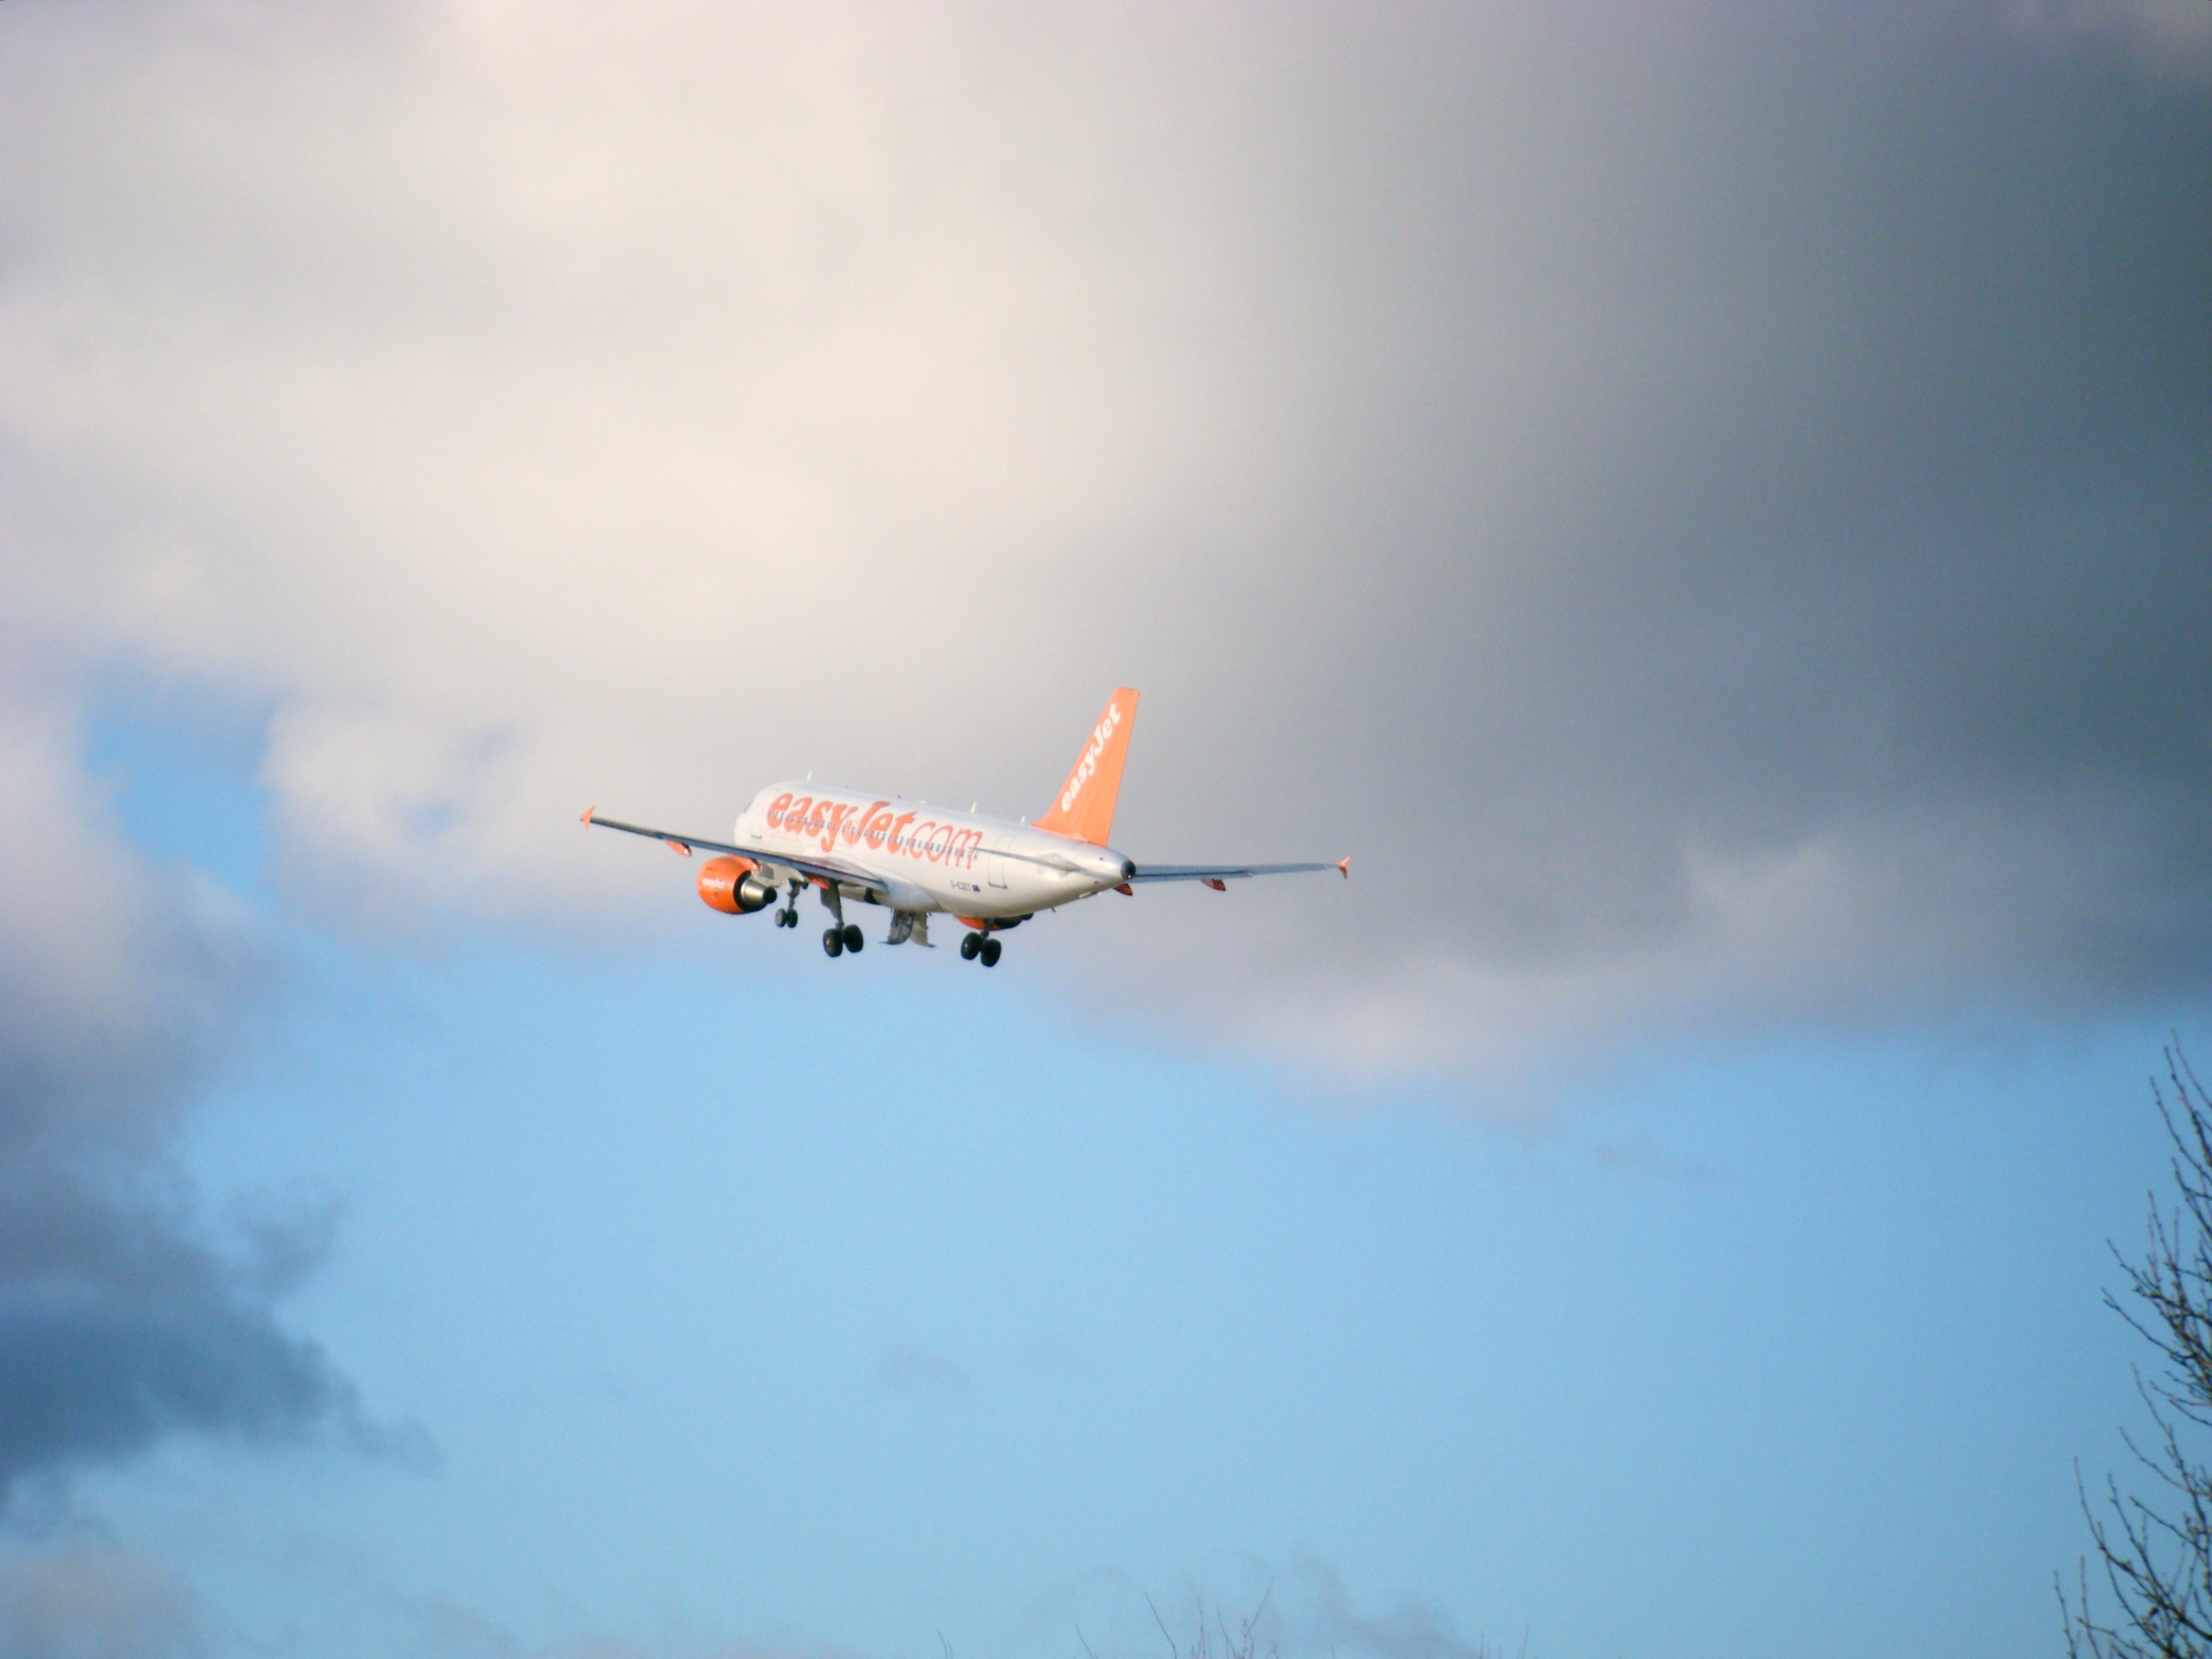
[0,678,365,1507]
[1,0,2207,1073]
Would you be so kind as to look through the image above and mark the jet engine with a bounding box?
[698,855,777,915]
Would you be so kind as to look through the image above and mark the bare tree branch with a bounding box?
[2064,1044,2212,1658]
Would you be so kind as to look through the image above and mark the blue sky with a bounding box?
[4,5,2210,1656]
[54,688,2203,1659]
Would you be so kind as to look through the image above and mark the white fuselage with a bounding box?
[739,783,1131,920]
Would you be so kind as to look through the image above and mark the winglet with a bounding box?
[581,806,596,827]
[1338,856,1351,879]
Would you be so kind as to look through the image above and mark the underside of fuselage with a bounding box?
[815,879,1035,924]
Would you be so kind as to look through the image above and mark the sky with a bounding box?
[1,1,2209,1656]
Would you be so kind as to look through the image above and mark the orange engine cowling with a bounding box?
[698,855,777,915]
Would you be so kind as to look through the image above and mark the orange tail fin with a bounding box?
[1035,687,1139,846]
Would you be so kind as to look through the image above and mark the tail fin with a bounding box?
[1035,688,1139,846]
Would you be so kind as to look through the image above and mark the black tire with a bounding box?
[822,928,843,958]
[960,933,981,960]
[980,938,1002,968]
[843,924,863,953]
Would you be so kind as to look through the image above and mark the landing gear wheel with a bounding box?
[842,924,863,954]
[980,938,1002,968]
[960,932,981,960]
[822,927,844,958]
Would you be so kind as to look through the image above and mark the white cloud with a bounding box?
[2,0,2207,1075]
[0,674,260,1149]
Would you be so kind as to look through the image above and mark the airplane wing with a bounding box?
[1128,857,1349,886]
[581,809,892,899]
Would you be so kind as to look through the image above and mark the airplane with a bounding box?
[581,688,1347,966]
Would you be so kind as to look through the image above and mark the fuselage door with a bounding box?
[987,836,1010,890]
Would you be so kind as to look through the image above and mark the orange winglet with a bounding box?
[581,806,595,826]
[1115,883,1133,896]
[1338,856,1351,878]
[1202,878,1227,892]
[664,838,693,857]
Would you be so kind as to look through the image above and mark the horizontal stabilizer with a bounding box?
[1125,860,1343,884]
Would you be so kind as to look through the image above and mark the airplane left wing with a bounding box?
[580,809,891,898]
[1127,857,1350,886]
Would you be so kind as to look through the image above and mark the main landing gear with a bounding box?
[959,930,1002,968]
[816,881,863,958]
